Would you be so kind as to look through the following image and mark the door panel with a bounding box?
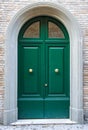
[18,100,44,119]
[49,47,64,94]
[23,47,40,95]
[45,100,69,118]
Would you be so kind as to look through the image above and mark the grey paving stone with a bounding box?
[0,125,88,130]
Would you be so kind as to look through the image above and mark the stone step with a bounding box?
[11,119,76,126]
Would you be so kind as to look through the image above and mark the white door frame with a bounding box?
[4,2,83,125]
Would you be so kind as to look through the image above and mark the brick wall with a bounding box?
[0,0,88,123]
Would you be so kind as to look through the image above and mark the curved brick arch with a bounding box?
[4,2,83,125]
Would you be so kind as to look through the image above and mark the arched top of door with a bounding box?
[18,16,69,42]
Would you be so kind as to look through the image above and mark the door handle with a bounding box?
[54,68,59,73]
[45,84,48,87]
[29,68,33,73]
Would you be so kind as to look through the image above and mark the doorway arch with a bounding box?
[4,2,83,124]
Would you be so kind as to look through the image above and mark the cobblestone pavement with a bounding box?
[0,125,88,130]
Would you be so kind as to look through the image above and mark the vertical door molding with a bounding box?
[4,2,83,125]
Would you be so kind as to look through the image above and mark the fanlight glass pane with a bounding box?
[48,22,64,38]
[23,22,39,38]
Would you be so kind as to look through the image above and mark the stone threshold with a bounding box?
[11,119,76,126]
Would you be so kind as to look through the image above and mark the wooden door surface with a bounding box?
[18,16,70,119]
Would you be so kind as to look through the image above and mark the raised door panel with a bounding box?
[23,47,40,96]
[49,47,64,95]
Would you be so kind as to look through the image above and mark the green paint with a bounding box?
[18,16,70,119]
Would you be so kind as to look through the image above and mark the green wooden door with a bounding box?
[18,16,70,119]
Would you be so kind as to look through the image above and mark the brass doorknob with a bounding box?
[45,84,48,87]
[54,68,59,73]
[29,69,33,73]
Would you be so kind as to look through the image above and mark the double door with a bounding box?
[18,16,70,119]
